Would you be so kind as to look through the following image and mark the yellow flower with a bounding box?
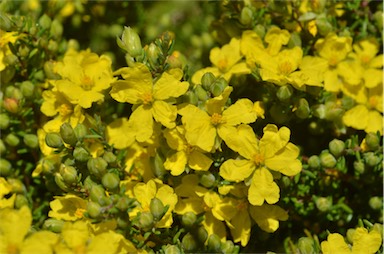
[0,30,20,71]
[264,26,291,56]
[179,87,259,152]
[110,63,189,142]
[321,233,351,254]
[219,124,301,205]
[192,38,250,84]
[249,203,288,233]
[163,126,213,175]
[240,30,269,69]
[48,194,87,221]
[106,117,135,149]
[53,48,116,109]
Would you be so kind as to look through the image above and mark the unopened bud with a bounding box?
[60,164,78,186]
[87,201,102,218]
[47,40,58,52]
[353,160,365,174]
[152,152,166,179]
[14,194,29,209]
[208,234,221,252]
[297,237,314,254]
[369,196,383,210]
[253,24,266,38]
[5,133,20,147]
[240,6,253,25]
[316,14,333,36]
[44,61,61,80]
[308,155,321,169]
[60,123,77,146]
[54,173,70,192]
[329,139,345,158]
[277,85,293,101]
[50,19,63,39]
[73,147,90,162]
[88,157,108,179]
[346,228,355,244]
[182,233,197,252]
[7,178,24,193]
[365,133,380,151]
[201,72,216,90]
[150,197,165,220]
[0,159,12,176]
[181,212,197,228]
[210,78,228,97]
[103,151,117,164]
[38,14,52,30]
[363,152,380,167]
[20,81,35,98]
[23,134,38,149]
[45,133,63,148]
[101,172,120,191]
[182,91,198,105]
[315,196,332,212]
[73,123,88,141]
[0,113,10,129]
[147,43,160,68]
[319,152,337,168]
[43,218,65,233]
[200,173,216,188]
[116,196,133,212]
[295,98,310,119]
[139,211,154,230]
[195,85,210,101]
[164,245,181,254]
[5,86,23,100]
[89,185,109,206]
[221,240,235,254]
[197,226,208,243]
[120,26,142,57]
[0,140,5,155]
[3,98,19,113]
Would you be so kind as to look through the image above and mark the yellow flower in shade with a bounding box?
[163,126,213,176]
[123,142,156,182]
[191,38,250,84]
[179,86,260,152]
[106,117,135,149]
[42,105,85,133]
[249,203,288,233]
[240,30,269,69]
[0,30,21,71]
[264,26,291,56]
[0,206,59,254]
[110,63,189,142]
[314,33,353,92]
[219,124,301,206]
[52,48,116,109]
[48,194,87,221]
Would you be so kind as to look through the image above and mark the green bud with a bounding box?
[373,11,383,31]
[164,245,181,254]
[151,152,166,179]
[73,123,88,141]
[43,218,65,233]
[182,233,197,252]
[59,164,78,186]
[139,211,154,230]
[3,98,19,113]
[116,196,133,212]
[181,212,197,228]
[316,14,333,36]
[195,85,210,101]
[150,197,165,220]
[103,151,117,164]
[39,14,52,30]
[295,98,310,119]
[210,78,228,97]
[5,133,20,147]
[372,223,383,237]
[182,91,198,105]
[117,216,129,229]
[5,86,23,100]
[276,85,293,102]
[0,140,6,155]
[208,234,221,252]
[253,24,266,38]
[147,43,160,68]
[197,226,208,243]
[50,19,63,39]
[369,196,383,210]
[44,61,61,80]
[329,139,345,158]
[45,133,63,148]
[363,152,381,167]
[89,185,108,205]
[54,173,70,192]
[120,26,142,58]
[19,45,29,58]
[341,96,355,109]
[315,196,332,212]
[20,81,34,98]
[7,178,24,193]
[60,123,78,146]
[88,157,108,178]
[0,159,12,176]
[87,201,102,218]
[73,147,90,162]
[308,155,321,169]
[281,176,291,188]
[240,6,253,25]
[221,240,235,254]
[319,151,337,168]
[101,172,120,191]
[23,134,38,149]
[14,194,29,209]
[200,173,216,188]
[47,40,58,52]
[201,72,216,90]
[297,237,314,254]
[0,113,10,129]
[353,160,365,174]
[365,133,380,151]
[346,228,355,244]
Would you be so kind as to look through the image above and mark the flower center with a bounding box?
[253,152,265,166]
[75,208,86,218]
[141,92,153,105]
[328,56,339,67]
[278,61,293,75]
[81,75,94,91]
[59,103,73,116]
[217,58,229,72]
[7,243,19,254]
[210,113,223,126]
[360,55,371,66]
[236,200,247,211]
[368,96,378,109]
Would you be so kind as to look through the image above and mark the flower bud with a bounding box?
[59,164,78,186]
[329,139,345,158]
[47,40,58,52]
[372,223,383,237]
[43,218,65,233]
[0,113,10,129]
[373,11,383,31]
[346,228,355,244]
[164,245,181,254]
[308,155,321,169]
[139,211,154,230]
[54,173,70,192]
[200,173,216,188]
[181,212,197,228]
[147,43,160,68]
[195,85,210,101]
[270,104,291,124]
[182,91,198,105]
[20,81,34,97]
[5,133,20,147]
[5,86,23,100]
[297,237,314,254]
[89,185,109,206]
[319,151,337,168]
[276,85,293,102]
[120,26,143,58]
[39,14,52,29]
[197,226,208,243]
[116,196,134,212]
[103,151,117,164]
[315,196,332,212]
[353,160,365,174]
[7,178,24,193]
[44,61,61,80]
[208,234,221,252]
[363,152,380,167]
[151,153,166,179]
[50,19,63,39]
[23,134,38,149]
[14,194,29,209]
[150,197,165,221]
[240,6,253,25]
[3,98,19,113]
[87,201,102,218]
[0,140,5,155]
[221,240,235,254]
[73,147,90,162]
[182,233,197,252]
[365,133,380,151]
[0,159,12,176]
[316,14,333,36]
[101,172,120,191]
[45,133,63,148]
[210,78,228,97]
[201,72,216,90]
[60,122,77,146]
[295,98,310,119]
[369,196,383,210]
[88,157,108,179]
[74,123,88,141]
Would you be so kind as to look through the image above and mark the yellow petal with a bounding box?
[265,143,302,176]
[222,98,257,126]
[151,100,177,129]
[134,180,157,209]
[229,209,251,246]
[205,86,233,116]
[163,127,186,151]
[363,68,383,89]
[129,105,154,142]
[106,118,135,149]
[219,159,255,182]
[321,233,351,254]
[366,110,383,135]
[248,168,280,206]
[153,69,189,100]
[264,26,290,55]
[188,150,213,171]
[352,227,382,254]
[324,69,342,92]
[260,125,290,159]
[21,231,59,254]
[164,151,188,176]
[343,105,369,131]
[221,124,258,160]
[249,204,288,233]
[191,67,221,85]
[0,206,31,245]
[202,212,227,242]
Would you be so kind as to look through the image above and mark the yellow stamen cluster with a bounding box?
[210,113,223,126]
